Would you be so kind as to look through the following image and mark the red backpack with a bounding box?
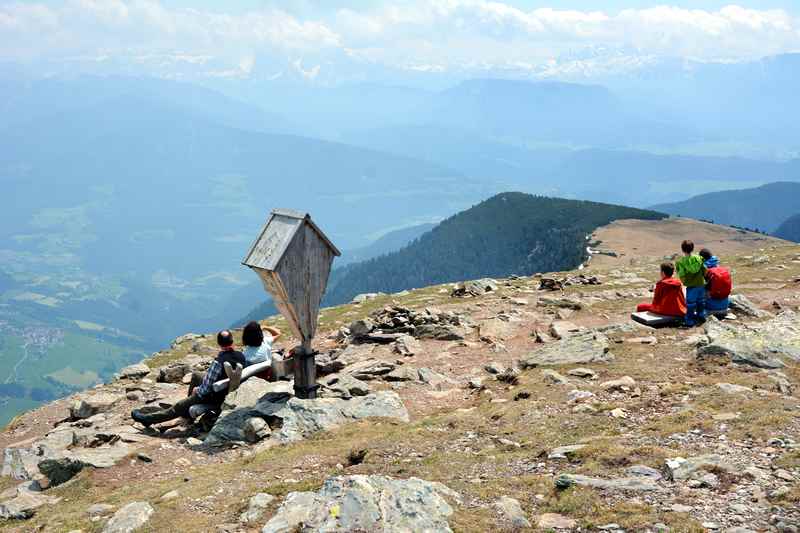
[706,266,732,299]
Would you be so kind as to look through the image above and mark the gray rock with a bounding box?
[244,418,271,443]
[698,311,800,368]
[384,366,419,382]
[315,352,346,376]
[0,491,58,520]
[479,318,516,341]
[240,492,276,524]
[344,359,396,381]
[352,293,383,304]
[548,321,580,340]
[38,457,86,487]
[206,391,409,446]
[70,393,124,420]
[484,362,504,375]
[494,496,531,528]
[663,455,736,481]
[626,465,662,480]
[453,278,498,297]
[88,503,114,516]
[117,364,151,380]
[222,377,272,410]
[538,297,583,310]
[520,331,613,368]
[555,473,658,491]
[716,382,751,394]
[728,294,770,318]
[542,369,571,385]
[321,374,372,398]
[394,335,421,356]
[160,490,179,501]
[348,318,375,338]
[548,444,586,460]
[600,376,636,391]
[416,323,466,341]
[418,368,451,389]
[567,367,597,379]
[157,362,192,383]
[102,501,154,533]
[262,475,459,533]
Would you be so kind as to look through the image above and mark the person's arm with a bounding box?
[263,326,281,341]
[195,359,223,398]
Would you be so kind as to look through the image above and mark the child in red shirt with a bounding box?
[637,262,687,317]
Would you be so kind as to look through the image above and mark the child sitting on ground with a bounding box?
[675,239,707,326]
[637,262,687,317]
[699,248,732,315]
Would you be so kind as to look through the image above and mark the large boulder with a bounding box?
[698,311,800,368]
[0,491,59,520]
[102,501,154,533]
[728,294,770,318]
[262,475,459,533]
[520,331,613,368]
[205,391,409,447]
[415,324,467,341]
[70,393,124,420]
[116,364,151,380]
[157,362,192,383]
[222,377,273,410]
[452,278,498,297]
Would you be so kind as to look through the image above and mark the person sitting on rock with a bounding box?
[131,330,246,427]
[699,248,732,315]
[242,320,281,366]
[636,262,687,317]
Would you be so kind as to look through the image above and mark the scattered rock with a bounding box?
[663,455,736,481]
[728,294,770,318]
[116,364,151,380]
[157,363,192,384]
[542,369,571,385]
[698,312,800,368]
[243,417,271,443]
[484,362,504,375]
[70,393,124,420]
[261,475,459,533]
[520,331,613,367]
[452,278,498,297]
[239,492,275,524]
[627,336,657,345]
[548,444,586,460]
[384,366,419,382]
[320,374,371,398]
[88,503,114,516]
[716,383,751,394]
[494,496,531,528]
[38,457,86,487]
[102,501,154,533]
[567,368,597,379]
[600,376,636,392]
[538,297,583,310]
[548,321,580,340]
[0,492,58,520]
[394,335,421,357]
[555,473,658,491]
[160,490,179,501]
[348,318,376,338]
[537,513,577,529]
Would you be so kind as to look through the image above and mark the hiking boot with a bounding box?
[131,408,172,427]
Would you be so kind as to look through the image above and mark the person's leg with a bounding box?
[696,289,707,322]
[132,394,205,426]
[684,287,698,326]
[637,303,654,312]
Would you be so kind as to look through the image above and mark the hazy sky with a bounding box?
[2,1,798,80]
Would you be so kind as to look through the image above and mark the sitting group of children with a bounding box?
[636,240,732,327]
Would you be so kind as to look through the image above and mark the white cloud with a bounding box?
[0,1,798,78]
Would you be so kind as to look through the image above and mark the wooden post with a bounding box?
[293,341,318,399]
[242,210,340,401]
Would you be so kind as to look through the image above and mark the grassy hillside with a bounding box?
[651,182,800,233]
[323,192,666,305]
[775,214,800,243]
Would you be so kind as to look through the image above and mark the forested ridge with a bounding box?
[323,192,666,305]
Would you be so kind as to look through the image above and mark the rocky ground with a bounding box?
[0,218,798,532]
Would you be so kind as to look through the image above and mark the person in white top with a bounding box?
[241,321,282,366]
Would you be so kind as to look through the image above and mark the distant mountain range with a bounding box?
[775,214,800,243]
[322,192,666,306]
[651,182,800,233]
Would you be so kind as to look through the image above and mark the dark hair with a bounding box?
[681,240,694,254]
[699,248,712,261]
[660,262,675,277]
[217,329,234,348]
[242,321,264,347]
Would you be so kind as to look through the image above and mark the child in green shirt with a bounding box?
[675,239,707,326]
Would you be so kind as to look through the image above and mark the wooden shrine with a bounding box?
[242,209,340,399]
